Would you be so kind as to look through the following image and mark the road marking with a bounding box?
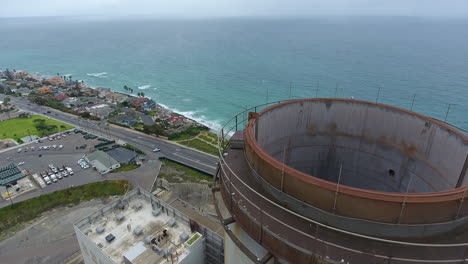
[172,152,217,170]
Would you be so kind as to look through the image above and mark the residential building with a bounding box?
[38,86,53,95]
[105,92,129,104]
[130,97,148,108]
[87,104,114,119]
[44,76,65,86]
[95,87,112,98]
[142,99,157,111]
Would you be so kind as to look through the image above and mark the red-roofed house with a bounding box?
[130,97,148,107]
[44,77,65,86]
[55,94,69,100]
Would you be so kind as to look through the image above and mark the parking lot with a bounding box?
[0,130,110,203]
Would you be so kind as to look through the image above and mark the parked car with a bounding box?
[50,174,58,182]
[43,176,52,185]
[24,147,28,152]
[153,148,161,152]
[66,167,74,175]
[17,162,25,166]
[52,145,57,149]
[31,146,35,151]
[17,148,22,153]
[59,145,63,149]
[55,172,62,179]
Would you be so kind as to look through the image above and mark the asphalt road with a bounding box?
[8,96,218,175]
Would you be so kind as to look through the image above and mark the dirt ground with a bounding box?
[0,139,18,150]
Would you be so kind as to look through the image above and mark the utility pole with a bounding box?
[5,184,13,206]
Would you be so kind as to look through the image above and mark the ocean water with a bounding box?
[0,16,467,131]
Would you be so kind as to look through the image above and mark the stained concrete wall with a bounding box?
[244,99,468,224]
[254,99,467,193]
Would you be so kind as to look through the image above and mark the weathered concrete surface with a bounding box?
[0,198,113,264]
[245,99,468,224]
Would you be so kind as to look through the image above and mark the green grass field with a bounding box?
[0,180,130,240]
[179,138,218,156]
[159,159,212,183]
[111,163,140,173]
[0,115,74,142]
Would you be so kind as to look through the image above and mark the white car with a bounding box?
[152,148,161,152]
[52,144,57,149]
[43,176,52,185]
[50,174,58,182]
[17,162,25,166]
[55,173,62,179]
[66,167,74,175]
[17,148,22,153]
[59,145,63,149]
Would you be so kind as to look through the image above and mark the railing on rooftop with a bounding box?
[216,99,468,264]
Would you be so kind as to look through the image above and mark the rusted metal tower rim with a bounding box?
[245,98,468,203]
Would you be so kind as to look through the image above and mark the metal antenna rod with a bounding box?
[316,80,319,98]
[280,146,287,192]
[289,82,292,100]
[332,163,343,214]
[410,94,416,111]
[444,104,452,122]
[376,87,382,103]
[397,173,415,224]
[335,82,338,98]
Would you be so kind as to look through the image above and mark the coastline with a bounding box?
[9,69,223,133]
[106,89,221,134]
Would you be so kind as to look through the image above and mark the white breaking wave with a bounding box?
[137,85,151,90]
[86,72,107,77]
[158,103,223,132]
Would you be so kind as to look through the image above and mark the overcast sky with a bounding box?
[1,0,467,18]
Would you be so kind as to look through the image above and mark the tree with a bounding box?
[57,73,60,76]
[140,92,145,97]
[123,85,129,91]
[3,96,10,105]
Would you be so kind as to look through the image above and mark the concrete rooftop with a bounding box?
[79,197,195,264]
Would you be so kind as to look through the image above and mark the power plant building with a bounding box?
[74,187,224,264]
[214,98,468,263]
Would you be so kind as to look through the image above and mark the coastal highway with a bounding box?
[8,97,218,175]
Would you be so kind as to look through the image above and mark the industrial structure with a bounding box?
[0,163,25,185]
[74,187,224,264]
[213,98,468,263]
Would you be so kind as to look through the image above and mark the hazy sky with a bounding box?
[1,0,467,18]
